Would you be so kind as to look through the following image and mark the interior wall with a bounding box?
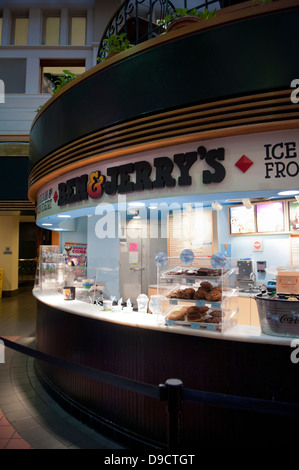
[94,0,121,43]
[0,213,20,292]
[59,216,87,253]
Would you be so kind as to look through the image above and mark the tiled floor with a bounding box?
[0,288,125,450]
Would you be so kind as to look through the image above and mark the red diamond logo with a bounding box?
[53,191,58,203]
[235,155,254,173]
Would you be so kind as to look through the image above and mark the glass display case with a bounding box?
[157,257,239,332]
[34,245,113,306]
[36,245,64,291]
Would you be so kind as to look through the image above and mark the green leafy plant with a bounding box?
[52,69,78,95]
[98,33,132,61]
[35,104,44,113]
[164,7,217,25]
[252,0,272,5]
[35,69,78,112]
[199,8,217,20]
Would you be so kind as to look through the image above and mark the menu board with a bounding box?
[168,209,213,258]
[229,205,255,234]
[289,201,299,232]
[256,201,284,233]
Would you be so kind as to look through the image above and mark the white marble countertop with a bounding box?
[32,289,298,347]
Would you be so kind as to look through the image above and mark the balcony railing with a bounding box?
[97,0,247,62]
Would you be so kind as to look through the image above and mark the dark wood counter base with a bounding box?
[35,297,299,449]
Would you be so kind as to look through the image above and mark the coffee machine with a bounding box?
[237,259,255,290]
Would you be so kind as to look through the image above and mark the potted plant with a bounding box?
[52,70,78,94]
[164,7,217,33]
[98,33,133,62]
[35,69,78,112]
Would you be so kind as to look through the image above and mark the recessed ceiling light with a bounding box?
[57,214,71,218]
[148,204,158,209]
[54,228,64,231]
[42,223,53,226]
[278,190,299,196]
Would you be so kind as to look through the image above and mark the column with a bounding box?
[0,212,20,294]
[28,8,41,46]
[60,8,68,45]
[1,8,11,46]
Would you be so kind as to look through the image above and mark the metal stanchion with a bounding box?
[160,378,183,449]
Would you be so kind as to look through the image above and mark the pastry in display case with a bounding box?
[157,256,239,332]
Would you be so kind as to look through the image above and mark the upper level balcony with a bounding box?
[28,0,299,201]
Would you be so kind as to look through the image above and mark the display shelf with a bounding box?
[160,265,231,280]
[157,257,239,333]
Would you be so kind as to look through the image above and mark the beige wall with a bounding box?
[94,0,122,42]
[0,212,20,292]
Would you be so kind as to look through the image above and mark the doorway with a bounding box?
[119,218,147,307]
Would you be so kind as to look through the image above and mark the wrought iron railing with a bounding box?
[97,0,246,62]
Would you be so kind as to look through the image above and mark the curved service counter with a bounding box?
[34,288,299,449]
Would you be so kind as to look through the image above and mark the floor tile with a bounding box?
[0,289,126,450]
[0,427,15,439]
[0,438,10,449]
[5,438,32,449]
[19,425,53,441]
[29,435,67,449]
[11,416,39,432]
[0,415,11,426]
[5,408,32,422]
[1,402,26,414]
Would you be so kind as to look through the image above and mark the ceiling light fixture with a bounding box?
[42,223,53,226]
[211,201,223,211]
[57,214,71,218]
[278,190,299,196]
[242,198,252,209]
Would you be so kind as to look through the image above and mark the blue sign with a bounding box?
[180,249,194,265]
[155,252,168,268]
[210,252,227,268]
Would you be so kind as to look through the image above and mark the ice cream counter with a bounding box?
[33,288,299,449]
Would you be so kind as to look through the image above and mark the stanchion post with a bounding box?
[162,378,183,449]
